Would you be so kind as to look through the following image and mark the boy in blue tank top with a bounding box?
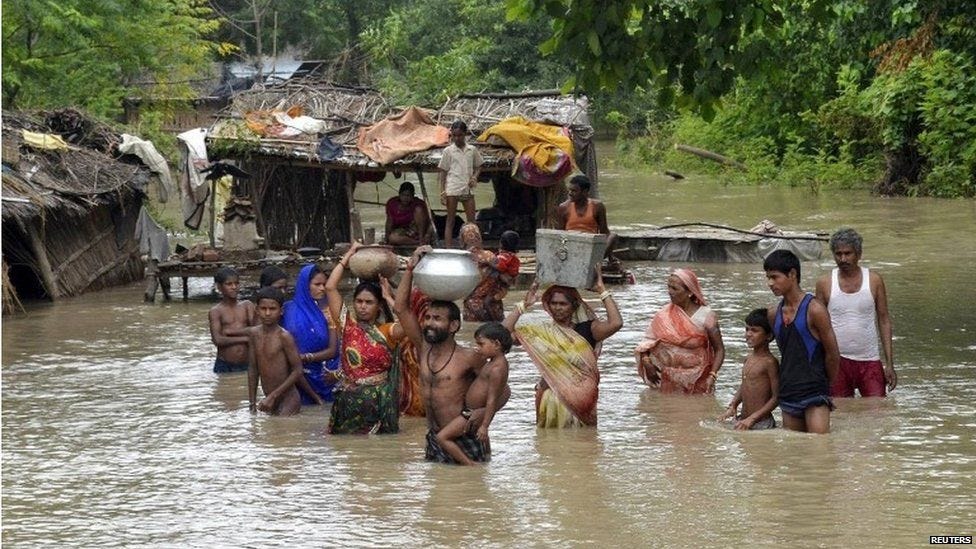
[763,250,840,433]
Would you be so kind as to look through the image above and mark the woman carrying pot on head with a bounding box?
[634,268,725,394]
[282,264,340,405]
[502,267,623,428]
[324,242,406,434]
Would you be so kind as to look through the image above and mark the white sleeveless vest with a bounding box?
[828,267,880,360]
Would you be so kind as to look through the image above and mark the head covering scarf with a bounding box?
[282,264,340,401]
[460,222,483,249]
[672,268,707,306]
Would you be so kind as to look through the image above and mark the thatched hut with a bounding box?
[205,77,595,251]
[2,110,149,312]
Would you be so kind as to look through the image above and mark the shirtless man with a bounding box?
[555,174,619,265]
[208,267,255,373]
[395,246,510,464]
[247,287,304,416]
[815,228,896,397]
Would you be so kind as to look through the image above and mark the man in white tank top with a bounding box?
[815,228,896,397]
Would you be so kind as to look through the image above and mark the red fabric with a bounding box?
[397,288,430,415]
[386,197,426,229]
[830,357,887,397]
[672,268,707,306]
[495,251,520,277]
[341,314,397,381]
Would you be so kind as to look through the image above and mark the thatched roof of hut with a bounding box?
[207,77,593,173]
[1,110,150,223]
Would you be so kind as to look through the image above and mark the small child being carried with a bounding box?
[720,308,780,430]
[435,322,512,465]
[247,287,314,416]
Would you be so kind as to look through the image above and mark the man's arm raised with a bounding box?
[394,247,430,349]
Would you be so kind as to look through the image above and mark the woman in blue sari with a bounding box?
[282,264,339,404]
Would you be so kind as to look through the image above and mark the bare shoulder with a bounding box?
[759,352,779,370]
[459,345,486,368]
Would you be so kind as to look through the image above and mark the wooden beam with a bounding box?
[346,171,362,242]
[22,219,60,300]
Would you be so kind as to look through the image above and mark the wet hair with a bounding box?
[429,299,461,324]
[259,266,288,288]
[450,120,468,133]
[214,267,239,284]
[829,227,863,254]
[569,174,591,193]
[763,249,801,284]
[255,286,285,306]
[475,321,513,353]
[354,281,393,323]
[398,181,415,195]
[744,308,771,334]
[500,230,520,252]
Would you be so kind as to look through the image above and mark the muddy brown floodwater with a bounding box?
[3,144,975,546]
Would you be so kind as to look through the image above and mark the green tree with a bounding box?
[3,0,223,117]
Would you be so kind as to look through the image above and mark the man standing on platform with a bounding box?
[815,228,896,397]
[555,174,619,266]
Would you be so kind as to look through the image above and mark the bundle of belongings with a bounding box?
[356,106,450,164]
[479,117,575,187]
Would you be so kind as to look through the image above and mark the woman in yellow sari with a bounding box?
[503,268,622,427]
[634,268,725,394]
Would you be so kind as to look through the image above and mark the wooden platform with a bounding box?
[615,224,827,262]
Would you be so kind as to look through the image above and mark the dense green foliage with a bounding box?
[3,0,223,117]
[4,0,972,196]
[599,1,976,197]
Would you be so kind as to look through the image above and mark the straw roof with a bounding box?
[1,110,149,222]
[207,76,593,171]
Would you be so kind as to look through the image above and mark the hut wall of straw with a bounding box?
[2,109,150,312]
[243,160,350,251]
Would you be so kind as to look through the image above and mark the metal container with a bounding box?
[347,245,399,280]
[412,249,482,301]
[535,229,608,288]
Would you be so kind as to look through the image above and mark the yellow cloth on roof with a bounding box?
[477,116,575,171]
[22,130,71,151]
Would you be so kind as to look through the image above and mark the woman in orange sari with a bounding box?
[503,268,622,427]
[325,243,406,434]
[635,268,725,394]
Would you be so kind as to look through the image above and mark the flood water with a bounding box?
[3,145,975,546]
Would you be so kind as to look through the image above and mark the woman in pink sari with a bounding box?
[503,268,622,427]
[635,268,725,394]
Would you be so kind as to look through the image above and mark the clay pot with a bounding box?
[348,245,399,280]
[412,249,482,301]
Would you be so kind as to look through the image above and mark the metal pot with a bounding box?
[347,245,399,280]
[412,249,482,301]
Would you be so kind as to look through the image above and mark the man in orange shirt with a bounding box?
[555,174,619,265]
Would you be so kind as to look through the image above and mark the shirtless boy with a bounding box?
[395,247,511,464]
[720,308,779,430]
[247,287,305,416]
[435,322,512,465]
[209,267,255,373]
[764,250,840,434]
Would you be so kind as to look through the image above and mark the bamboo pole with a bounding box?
[346,171,363,242]
[674,144,747,170]
[22,219,59,300]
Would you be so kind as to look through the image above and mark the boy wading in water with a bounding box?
[720,308,779,430]
[209,267,255,373]
[435,322,511,465]
[247,288,313,416]
[764,250,840,434]
[438,120,482,249]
